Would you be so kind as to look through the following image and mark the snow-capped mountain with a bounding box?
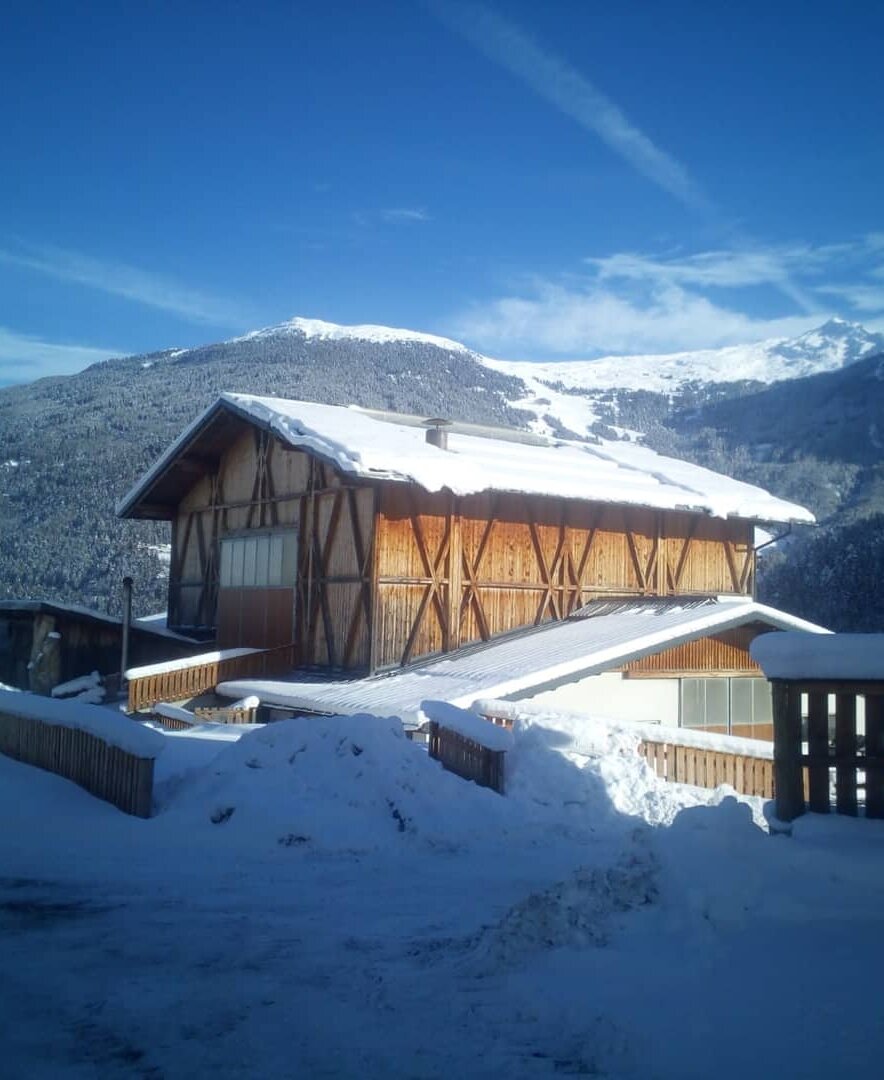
[237,316,472,354]
[483,318,884,396]
[221,314,884,441]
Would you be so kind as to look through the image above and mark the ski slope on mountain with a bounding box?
[484,318,884,395]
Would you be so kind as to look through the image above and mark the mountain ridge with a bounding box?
[484,317,884,397]
[1,313,882,629]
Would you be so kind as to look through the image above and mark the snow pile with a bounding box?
[473,850,657,968]
[51,670,104,705]
[498,702,768,827]
[477,697,774,759]
[752,630,884,680]
[421,699,513,750]
[0,688,164,758]
[168,714,511,853]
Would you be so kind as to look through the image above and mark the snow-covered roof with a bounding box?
[751,632,884,681]
[217,597,828,725]
[0,600,197,642]
[118,393,814,524]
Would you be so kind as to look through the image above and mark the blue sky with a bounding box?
[2,0,883,384]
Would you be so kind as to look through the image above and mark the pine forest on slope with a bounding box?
[1,316,882,631]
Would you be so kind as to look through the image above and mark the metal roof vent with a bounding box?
[424,417,452,450]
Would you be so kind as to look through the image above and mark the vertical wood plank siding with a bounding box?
[373,486,754,670]
[0,710,154,817]
[622,626,769,676]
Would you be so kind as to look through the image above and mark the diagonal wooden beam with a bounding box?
[625,529,648,592]
[723,539,742,594]
[668,518,698,593]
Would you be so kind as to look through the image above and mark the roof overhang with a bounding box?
[117,393,816,526]
[118,398,278,520]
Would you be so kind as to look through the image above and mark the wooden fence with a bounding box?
[638,738,774,798]
[428,720,506,794]
[474,700,774,800]
[0,708,155,817]
[771,681,884,822]
[127,642,296,712]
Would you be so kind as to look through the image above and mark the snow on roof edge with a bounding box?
[443,601,830,707]
[117,393,814,525]
[751,631,884,681]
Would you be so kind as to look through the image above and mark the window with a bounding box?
[680,678,729,732]
[219,531,296,588]
[680,677,773,738]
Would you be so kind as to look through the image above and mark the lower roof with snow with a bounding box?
[118,393,814,524]
[217,596,827,725]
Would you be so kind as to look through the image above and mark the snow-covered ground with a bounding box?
[1,706,883,1078]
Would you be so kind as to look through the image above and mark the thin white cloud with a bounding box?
[589,236,884,297]
[427,1,710,211]
[0,327,122,385]
[0,243,252,327]
[380,208,431,223]
[588,248,821,289]
[817,282,884,314]
[449,277,826,358]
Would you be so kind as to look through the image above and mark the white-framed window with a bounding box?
[680,676,772,734]
[219,531,296,588]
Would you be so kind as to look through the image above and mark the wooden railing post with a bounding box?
[772,681,805,822]
[866,694,884,820]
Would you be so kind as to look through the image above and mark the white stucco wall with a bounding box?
[521,671,680,727]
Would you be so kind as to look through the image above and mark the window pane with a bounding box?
[268,534,284,586]
[243,537,257,587]
[231,538,245,588]
[730,679,753,730]
[681,679,703,728]
[220,540,233,588]
[705,679,728,730]
[255,535,270,587]
[752,679,773,726]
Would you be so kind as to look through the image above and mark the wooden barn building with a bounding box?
[118,393,823,739]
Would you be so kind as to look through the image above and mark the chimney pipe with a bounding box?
[121,576,133,684]
[424,418,452,451]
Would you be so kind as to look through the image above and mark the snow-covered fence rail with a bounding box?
[638,739,773,797]
[126,643,296,712]
[752,633,884,821]
[474,699,774,799]
[423,701,511,794]
[0,690,163,817]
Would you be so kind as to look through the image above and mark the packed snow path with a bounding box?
[1,712,883,1078]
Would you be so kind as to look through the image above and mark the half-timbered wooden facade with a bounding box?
[118,393,813,675]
